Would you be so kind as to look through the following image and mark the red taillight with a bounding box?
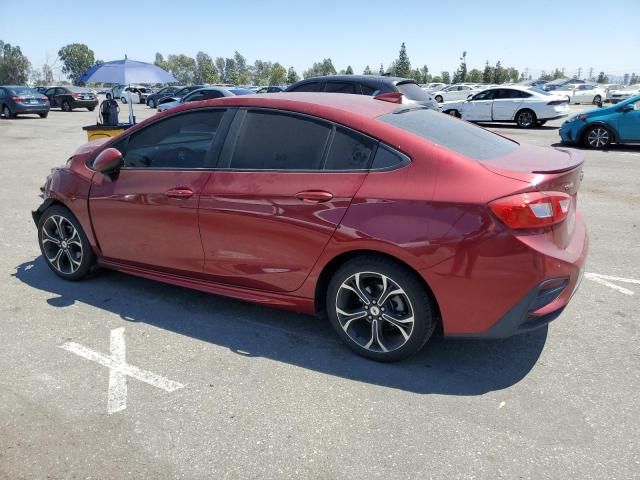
[11,96,26,102]
[489,192,572,229]
[374,92,404,103]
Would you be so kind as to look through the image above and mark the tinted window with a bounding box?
[396,82,431,101]
[228,88,253,96]
[123,110,224,169]
[471,90,496,101]
[324,82,356,94]
[44,88,55,96]
[324,128,375,170]
[230,111,330,170]
[378,108,518,161]
[360,84,376,95]
[371,145,409,170]
[8,86,38,96]
[289,82,322,92]
[494,89,520,99]
[0,88,5,98]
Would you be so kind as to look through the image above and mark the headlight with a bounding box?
[566,114,588,123]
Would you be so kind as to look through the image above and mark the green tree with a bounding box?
[395,42,411,78]
[269,63,287,85]
[379,63,385,75]
[253,60,273,86]
[455,51,467,83]
[303,58,336,78]
[441,71,451,84]
[214,57,226,83]
[421,65,430,83]
[493,61,505,84]
[58,43,94,83]
[506,67,519,82]
[345,65,354,75]
[167,54,196,84]
[467,68,483,83]
[410,68,422,83]
[483,61,494,84]
[430,75,442,83]
[224,58,238,84]
[194,52,218,84]
[596,71,609,84]
[154,52,169,71]
[233,51,251,85]
[0,41,31,84]
[362,65,372,75]
[286,66,299,84]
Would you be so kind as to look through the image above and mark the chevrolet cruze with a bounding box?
[33,93,588,361]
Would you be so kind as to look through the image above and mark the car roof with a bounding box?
[292,75,416,86]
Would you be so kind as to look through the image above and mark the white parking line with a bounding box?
[59,327,184,414]
[585,272,639,296]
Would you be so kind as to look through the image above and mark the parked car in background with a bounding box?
[109,85,126,101]
[156,85,206,107]
[286,75,438,109]
[0,85,50,118]
[440,86,569,128]
[35,86,53,94]
[602,84,624,102]
[421,82,447,92]
[559,95,640,148]
[609,84,640,104]
[44,86,98,112]
[146,86,182,108]
[432,84,480,103]
[33,92,587,362]
[156,86,252,112]
[543,78,585,91]
[120,86,154,104]
[256,85,286,93]
[551,84,606,105]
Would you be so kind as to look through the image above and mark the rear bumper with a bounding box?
[14,103,50,113]
[69,100,98,108]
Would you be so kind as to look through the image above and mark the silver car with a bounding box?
[157,87,253,112]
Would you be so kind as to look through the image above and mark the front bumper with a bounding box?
[559,121,583,143]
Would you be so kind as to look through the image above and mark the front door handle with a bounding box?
[165,188,194,199]
[295,190,334,204]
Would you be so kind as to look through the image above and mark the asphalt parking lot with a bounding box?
[1,101,638,479]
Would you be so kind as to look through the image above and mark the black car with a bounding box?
[44,86,98,112]
[145,85,183,108]
[285,75,438,109]
[0,85,50,118]
[256,85,286,93]
[156,85,206,107]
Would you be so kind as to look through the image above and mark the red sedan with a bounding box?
[33,93,588,361]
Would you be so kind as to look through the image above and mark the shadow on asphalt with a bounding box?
[478,123,558,130]
[550,142,640,153]
[13,257,548,396]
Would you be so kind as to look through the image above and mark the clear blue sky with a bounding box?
[1,0,638,80]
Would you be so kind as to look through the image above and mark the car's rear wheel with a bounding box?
[326,256,437,362]
[445,109,460,118]
[2,105,13,118]
[62,101,71,112]
[435,95,443,103]
[516,109,536,128]
[121,97,127,104]
[37,205,95,281]
[593,95,602,105]
[583,125,612,149]
[39,112,48,118]
[87,106,95,111]
[147,98,156,108]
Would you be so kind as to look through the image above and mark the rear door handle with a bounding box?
[295,190,334,203]
[165,188,194,199]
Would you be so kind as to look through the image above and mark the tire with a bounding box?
[39,112,48,118]
[2,104,13,119]
[121,97,127,104]
[516,109,537,128]
[87,106,95,111]
[593,95,602,106]
[37,205,95,281]
[445,109,460,118]
[326,256,437,362]
[435,95,443,103]
[147,98,156,108]
[583,125,612,149]
[62,101,71,112]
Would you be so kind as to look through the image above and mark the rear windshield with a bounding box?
[8,87,38,95]
[68,87,92,93]
[396,82,432,101]
[229,88,253,96]
[378,108,519,161]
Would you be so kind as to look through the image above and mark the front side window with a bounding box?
[471,90,495,101]
[229,111,331,170]
[122,110,224,169]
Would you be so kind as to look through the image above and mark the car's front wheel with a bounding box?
[593,95,602,105]
[326,256,437,362]
[516,109,537,128]
[121,97,127,104]
[37,205,95,280]
[434,95,443,103]
[147,98,156,108]
[583,125,612,149]
[87,106,95,111]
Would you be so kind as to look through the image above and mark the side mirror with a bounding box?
[467,94,474,100]
[94,148,123,174]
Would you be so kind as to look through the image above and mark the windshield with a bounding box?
[9,87,38,96]
[378,108,518,161]
[396,82,431,101]
[139,87,152,93]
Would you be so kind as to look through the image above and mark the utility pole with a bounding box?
[588,67,594,81]
[577,67,582,79]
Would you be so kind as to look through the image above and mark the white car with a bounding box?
[120,86,154,104]
[609,84,640,104]
[421,82,446,92]
[440,86,569,128]
[431,84,480,103]
[550,84,606,105]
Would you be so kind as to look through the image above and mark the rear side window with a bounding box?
[324,82,356,94]
[123,110,224,169]
[379,108,518,161]
[371,145,409,170]
[324,128,375,170]
[289,82,322,92]
[230,111,331,170]
[360,84,376,95]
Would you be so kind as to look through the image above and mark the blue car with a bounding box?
[559,95,640,149]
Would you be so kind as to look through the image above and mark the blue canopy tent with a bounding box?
[78,58,177,124]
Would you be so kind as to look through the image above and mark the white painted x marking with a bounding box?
[59,327,184,414]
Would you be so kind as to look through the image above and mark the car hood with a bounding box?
[159,100,181,110]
